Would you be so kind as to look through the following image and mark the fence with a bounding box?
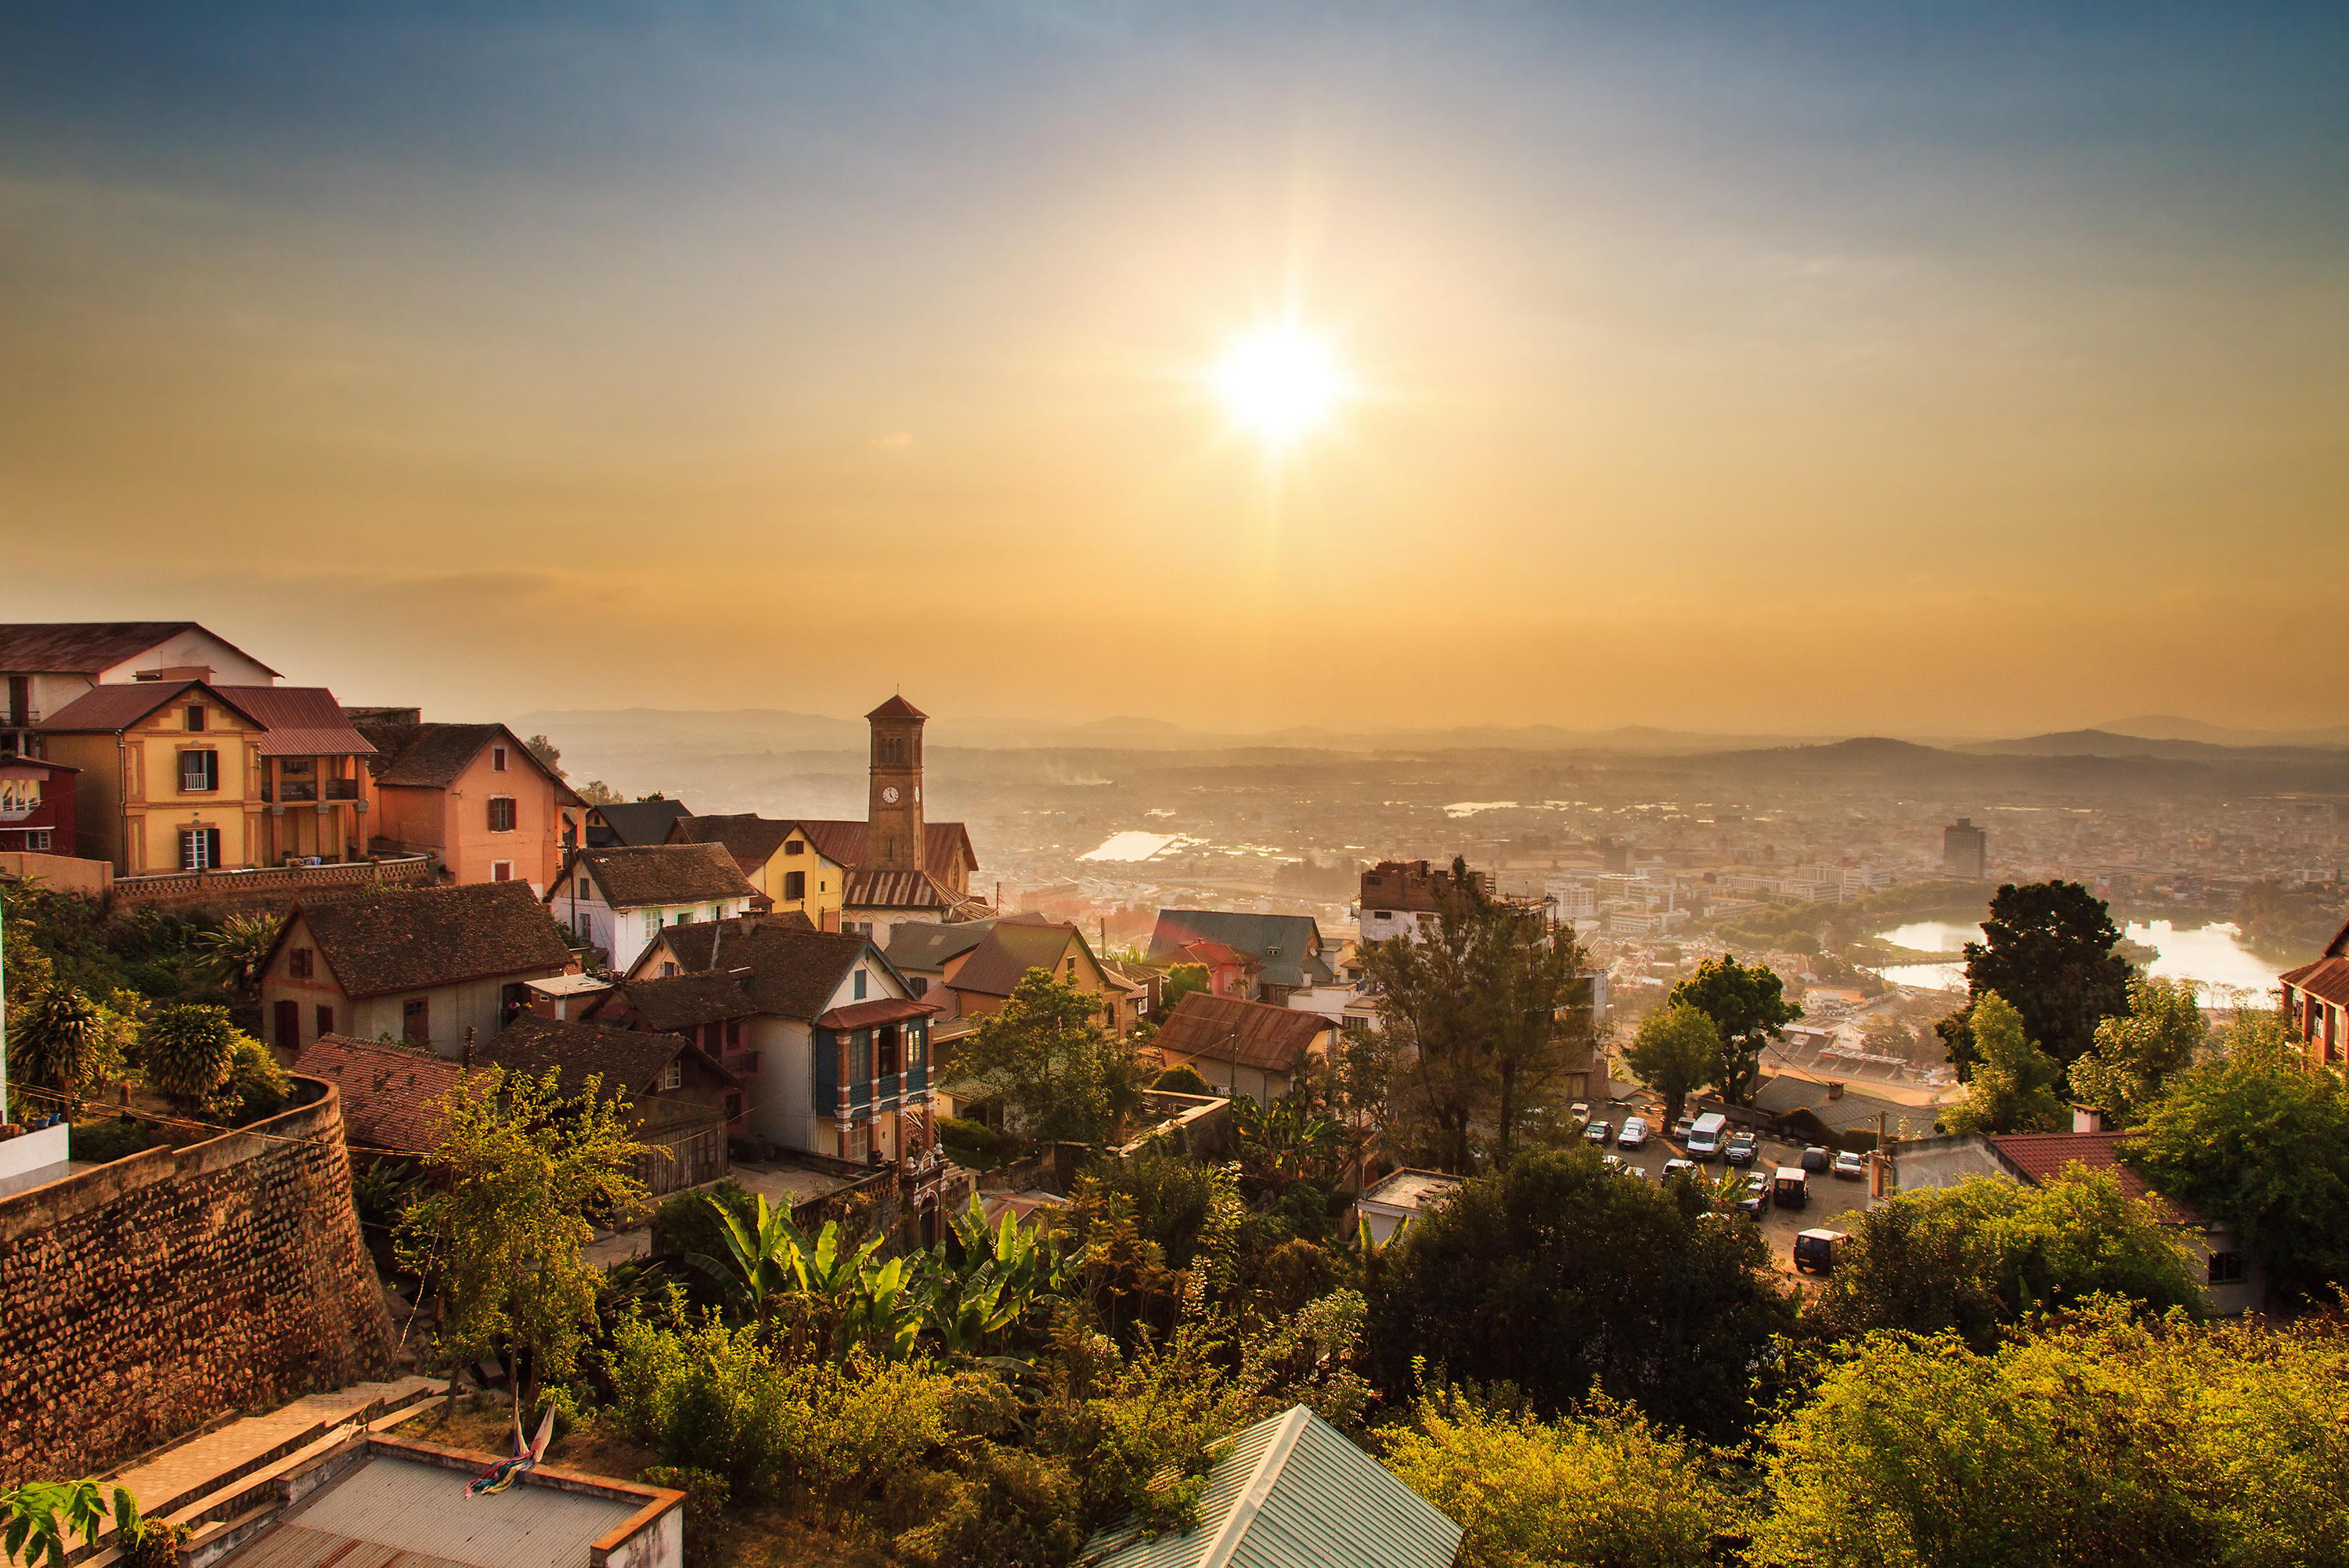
[633,1117,730,1202]
[114,854,434,907]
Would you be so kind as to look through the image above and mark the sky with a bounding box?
[2,2,2344,737]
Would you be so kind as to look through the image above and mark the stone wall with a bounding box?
[0,1077,395,1480]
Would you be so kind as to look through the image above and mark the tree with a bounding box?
[135,1004,240,1110]
[197,912,280,998]
[2126,1008,2349,1302]
[1941,989,2066,1135]
[955,968,1147,1146]
[1379,1387,1733,1568]
[1156,963,1211,1018]
[1623,1003,1724,1128]
[523,734,565,778]
[577,780,619,806]
[1665,954,1799,1105]
[1365,1147,1793,1444]
[1958,880,2131,1072]
[5,986,122,1115]
[1812,1169,2203,1350]
[397,1065,646,1415]
[2069,974,2206,1126]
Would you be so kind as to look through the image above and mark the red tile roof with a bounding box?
[211,687,376,756]
[949,920,1086,999]
[2283,957,2349,1009]
[792,820,979,874]
[0,622,279,677]
[294,1034,465,1155]
[865,695,928,721]
[1987,1130,2201,1224]
[1155,992,1330,1074]
[842,868,988,915]
[478,1014,716,1097]
[289,881,575,997]
[816,997,942,1032]
[572,842,759,909]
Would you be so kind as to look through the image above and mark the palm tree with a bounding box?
[197,913,280,999]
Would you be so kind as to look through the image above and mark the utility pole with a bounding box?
[1873,1109,1888,1199]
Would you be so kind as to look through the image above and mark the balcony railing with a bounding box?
[265,781,319,803]
[114,852,434,904]
[323,778,359,800]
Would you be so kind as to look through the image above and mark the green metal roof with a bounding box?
[1147,912,1333,991]
[1081,1406,1461,1568]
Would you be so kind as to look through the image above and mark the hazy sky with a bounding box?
[3,3,2344,736]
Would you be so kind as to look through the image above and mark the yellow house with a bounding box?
[38,679,376,874]
[666,813,849,930]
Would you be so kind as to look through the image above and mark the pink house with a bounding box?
[351,714,583,896]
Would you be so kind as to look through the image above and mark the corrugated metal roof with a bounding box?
[1082,1407,1461,1568]
[259,1456,641,1568]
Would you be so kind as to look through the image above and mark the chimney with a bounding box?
[463,1026,475,1071]
[1826,1081,1844,1101]
[2073,1105,2105,1133]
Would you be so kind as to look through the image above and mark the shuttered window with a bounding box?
[179,827,222,869]
[487,796,517,832]
[180,750,219,793]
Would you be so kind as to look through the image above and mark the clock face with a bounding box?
[882,787,900,804]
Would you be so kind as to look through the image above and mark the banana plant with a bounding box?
[835,1253,926,1361]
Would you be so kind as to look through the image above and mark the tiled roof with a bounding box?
[1155,992,1330,1073]
[1167,938,1258,972]
[1749,1076,1936,1138]
[1987,1129,2199,1223]
[574,843,757,910]
[843,868,988,915]
[39,679,242,734]
[293,882,574,997]
[1083,1405,1462,1568]
[649,917,875,1020]
[865,694,928,720]
[669,813,796,867]
[363,722,583,802]
[0,622,279,677]
[792,820,979,874]
[815,997,940,1031]
[2282,956,2349,1009]
[587,800,694,847]
[614,971,754,1033]
[211,687,376,756]
[1148,910,1330,989]
[882,918,998,974]
[949,920,1085,999]
[294,1035,466,1155]
[2328,917,2349,961]
[478,1015,702,1098]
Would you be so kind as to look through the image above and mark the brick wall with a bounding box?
[0,1078,394,1480]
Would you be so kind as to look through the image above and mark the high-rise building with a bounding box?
[1943,817,1987,880]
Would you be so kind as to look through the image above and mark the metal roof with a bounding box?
[1081,1406,1461,1568]
[244,1454,642,1568]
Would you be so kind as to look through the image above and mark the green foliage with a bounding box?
[1232,1091,1345,1187]
[67,1116,156,1165]
[1942,989,2066,1135]
[1149,1062,1213,1096]
[637,1468,727,1568]
[936,1115,1006,1169]
[0,1481,171,1568]
[1156,962,1211,1016]
[652,1180,756,1267]
[216,1033,293,1123]
[2069,974,2206,1126]
[197,912,280,997]
[2126,1012,2349,1302]
[397,1065,647,1411]
[1380,1387,1733,1568]
[1812,1170,2204,1350]
[1753,1304,2349,1567]
[134,1003,241,1108]
[956,969,1148,1146]
[1665,954,1799,1105]
[696,1191,929,1361]
[5,986,126,1115]
[350,1160,420,1227]
[1366,1146,1793,1443]
[1624,1002,1725,1128]
[524,734,565,778]
[1961,879,2133,1071]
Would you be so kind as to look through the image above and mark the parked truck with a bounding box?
[1794,1227,1846,1275]
[1773,1166,1810,1209]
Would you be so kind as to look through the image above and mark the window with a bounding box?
[487,796,517,832]
[660,1059,683,1091]
[2208,1252,2246,1285]
[185,704,206,732]
[402,997,430,1044]
[492,860,513,882]
[289,946,314,979]
[878,1028,900,1076]
[25,831,49,851]
[785,839,804,855]
[661,961,678,978]
[1373,910,1391,921]
[274,1000,299,1051]
[577,876,592,899]
[674,910,694,925]
[784,870,805,901]
[179,827,222,869]
[725,1018,742,1048]
[847,1120,869,1161]
[909,975,929,998]
[316,1004,335,1036]
[853,969,868,1000]
[644,911,661,941]
[1066,957,1078,982]
[492,745,508,772]
[180,749,220,793]
[710,904,726,921]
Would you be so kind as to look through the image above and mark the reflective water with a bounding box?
[1871,919,2282,999]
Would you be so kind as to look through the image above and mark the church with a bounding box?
[664,694,988,943]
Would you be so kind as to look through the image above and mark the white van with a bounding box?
[1686,1112,1730,1158]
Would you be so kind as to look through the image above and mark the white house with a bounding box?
[547,842,759,975]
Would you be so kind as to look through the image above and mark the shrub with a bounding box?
[5,987,121,1114]
[638,1467,729,1568]
[936,1116,1003,1168]
[135,1004,239,1107]
[214,1034,292,1123]
[1150,1063,1214,1096]
[67,1118,156,1166]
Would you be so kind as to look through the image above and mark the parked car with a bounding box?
[1833,1150,1867,1181]
[1662,1158,1700,1181]
[1600,1153,1626,1173]
[1723,1131,1759,1166]
[1794,1227,1846,1275]
[1568,1101,1592,1130]
[1672,1116,1696,1142]
[1618,1116,1650,1150]
[1800,1145,1833,1173]
[1773,1166,1810,1209]
[1584,1119,1613,1144]
[1735,1174,1771,1217]
[1686,1111,1730,1159]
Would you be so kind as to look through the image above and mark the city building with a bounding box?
[0,620,280,759]
[943,916,1129,1031]
[348,713,583,894]
[1145,910,1333,1004]
[258,881,578,1058]
[547,842,760,974]
[667,813,846,927]
[583,798,695,848]
[1358,858,1490,944]
[1150,991,1335,1103]
[1355,1169,1464,1249]
[2279,917,2349,1072]
[38,679,376,873]
[1943,817,1988,879]
[0,755,77,855]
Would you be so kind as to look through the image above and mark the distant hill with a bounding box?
[2094,715,2349,748]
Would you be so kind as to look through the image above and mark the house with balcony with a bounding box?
[0,620,280,759]
[36,679,376,874]
[0,755,78,856]
[2280,917,2349,1073]
[348,713,583,896]
[546,842,760,975]
[591,914,939,1166]
[257,881,577,1058]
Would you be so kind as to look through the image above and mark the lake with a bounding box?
[1871,918,2282,1000]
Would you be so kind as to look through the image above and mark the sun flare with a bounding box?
[1212,322,1347,445]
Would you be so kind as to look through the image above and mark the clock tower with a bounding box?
[866,694,927,873]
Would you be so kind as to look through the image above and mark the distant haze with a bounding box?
[2,5,2344,734]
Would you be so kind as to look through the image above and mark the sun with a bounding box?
[1212,322,1348,445]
